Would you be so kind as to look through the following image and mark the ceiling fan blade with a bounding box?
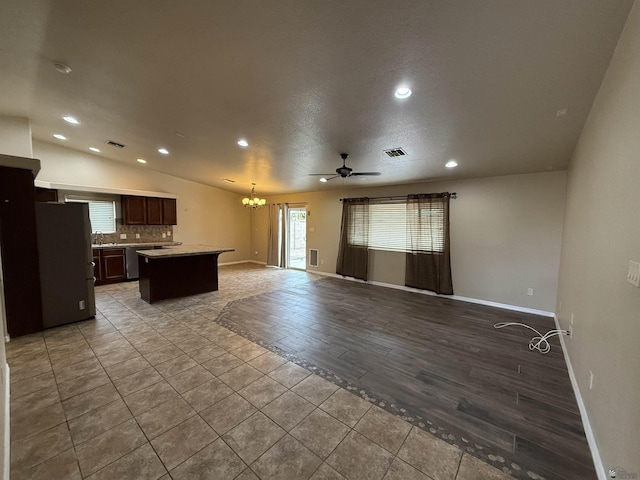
[324,175,340,181]
[351,172,381,176]
[308,173,335,176]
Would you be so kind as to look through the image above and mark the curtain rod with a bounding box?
[339,193,457,202]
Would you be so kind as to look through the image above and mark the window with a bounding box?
[348,200,445,253]
[65,196,117,233]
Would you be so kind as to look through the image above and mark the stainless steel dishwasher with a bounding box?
[125,247,154,279]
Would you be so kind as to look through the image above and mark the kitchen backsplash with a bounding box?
[95,221,174,244]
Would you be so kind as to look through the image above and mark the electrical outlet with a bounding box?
[162,233,166,238]
[120,233,127,240]
[589,370,594,390]
[627,260,640,287]
[254,251,258,255]
[527,288,534,296]
[135,233,140,239]
[79,300,85,310]
[167,231,171,237]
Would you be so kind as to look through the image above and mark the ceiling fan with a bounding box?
[309,153,381,182]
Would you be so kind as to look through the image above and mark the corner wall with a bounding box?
[34,140,251,263]
[556,1,640,475]
[252,171,567,313]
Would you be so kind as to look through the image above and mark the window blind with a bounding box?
[66,198,116,233]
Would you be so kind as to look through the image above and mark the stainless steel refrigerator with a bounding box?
[35,202,96,328]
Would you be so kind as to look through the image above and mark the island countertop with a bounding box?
[137,244,235,258]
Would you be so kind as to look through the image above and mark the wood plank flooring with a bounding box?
[218,275,595,480]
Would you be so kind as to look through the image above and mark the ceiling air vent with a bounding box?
[105,140,126,148]
[384,148,406,157]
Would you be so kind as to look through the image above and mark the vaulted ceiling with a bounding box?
[0,0,633,194]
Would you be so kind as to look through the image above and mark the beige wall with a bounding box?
[0,116,33,158]
[34,140,250,263]
[252,171,567,313]
[556,1,640,474]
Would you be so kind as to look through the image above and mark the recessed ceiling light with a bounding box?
[319,177,328,183]
[89,147,100,153]
[63,116,79,124]
[394,86,412,99]
[237,139,249,147]
[54,62,72,74]
[137,158,147,164]
[158,148,169,155]
[445,160,458,168]
[53,134,67,140]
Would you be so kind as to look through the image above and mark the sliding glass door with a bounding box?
[287,207,306,270]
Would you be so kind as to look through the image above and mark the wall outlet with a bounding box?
[135,233,140,239]
[79,300,85,310]
[627,260,640,287]
[120,233,127,240]
[167,231,171,237]
[589,370,594,390]
[254,251,258,255]
[162,233,166,238]
[527,288,534,296]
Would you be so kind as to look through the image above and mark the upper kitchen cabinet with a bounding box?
[162,198,177,225]
[122,195,177,225]
[122,195,147,225]
[146,197,163,225]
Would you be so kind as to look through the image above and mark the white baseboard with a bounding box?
[219,260,267,266]
[554,315,604,480]
[311,270,555,317]
[3,364,9,480]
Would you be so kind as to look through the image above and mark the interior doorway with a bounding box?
[287,207,306,270]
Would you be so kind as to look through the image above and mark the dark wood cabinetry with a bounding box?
[122,195,177,225]
[0,165,43,337]
[93,248,126,285]
[122,196,147,225]
[146,197,163,225]
[35,187,58,203]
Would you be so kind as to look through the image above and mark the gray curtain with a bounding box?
[336,198,369,281]
[266,204,282,267]
[405,193,453,294]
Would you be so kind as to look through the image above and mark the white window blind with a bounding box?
[66,197,116,233]
[348,201,445,253]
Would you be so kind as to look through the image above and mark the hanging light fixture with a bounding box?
[242,183,266,208]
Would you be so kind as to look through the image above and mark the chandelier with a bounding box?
[242,183,266,208]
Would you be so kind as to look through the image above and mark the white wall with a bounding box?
[252,171,566,313]
[0,116,32,158]
[34,140,251,263]
[556,1,640,475]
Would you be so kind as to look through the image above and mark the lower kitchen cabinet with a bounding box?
[94,248,126,285]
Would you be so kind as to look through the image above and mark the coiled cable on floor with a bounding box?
[493,322,570,354]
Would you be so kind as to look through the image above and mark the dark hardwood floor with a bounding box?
[218,276,595,480]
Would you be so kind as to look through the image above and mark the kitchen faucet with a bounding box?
[94,231,104,245]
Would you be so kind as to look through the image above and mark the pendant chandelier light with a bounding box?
[242,183,266,208]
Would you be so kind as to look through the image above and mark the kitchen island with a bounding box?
[137,244,234,303]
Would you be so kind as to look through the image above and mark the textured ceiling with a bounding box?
[0,0,633,195]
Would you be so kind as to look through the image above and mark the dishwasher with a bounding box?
[125,247,154,280]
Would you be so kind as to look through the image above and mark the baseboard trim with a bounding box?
[554,315,604,480]
[219,260,267,266]
[310,270,555,317]
[3,363,9,480]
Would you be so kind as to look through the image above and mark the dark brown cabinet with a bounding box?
[162,198,177,225]
[122,195,177,225]
[146,197,163,225]
[0,165,44,337]
[93,248,126,285]
[122,196,147,225]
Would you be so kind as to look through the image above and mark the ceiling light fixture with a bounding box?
[319,177,328,183]
[237,139,249,148]
[242,183,266,208]
[53,134,67,140]
[63,116,79,124]
[394,86,412,99]
[223,179,235,184]
[137,158,147,164]
[158,148,169,155]
[54,62,72,74]
[89,147,100,153]
[445,160,458,168]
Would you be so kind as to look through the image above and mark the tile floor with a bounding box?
[8,264,514,479]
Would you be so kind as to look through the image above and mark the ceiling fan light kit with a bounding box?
[310,153,381,182]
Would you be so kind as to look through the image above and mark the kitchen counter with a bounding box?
[137,244,234,258]
[91,241,182,249]
[137,245,234,303]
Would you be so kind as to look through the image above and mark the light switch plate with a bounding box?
[120,233,127,240]
[627,260,640,287]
